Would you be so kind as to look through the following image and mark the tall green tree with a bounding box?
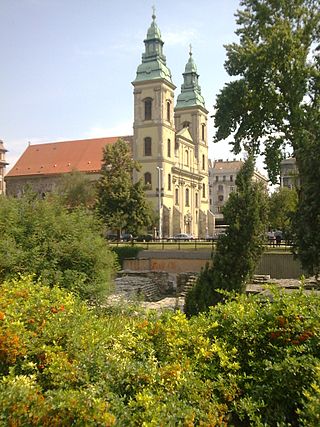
[185,155,269,316]
[214,0,320,276]
[96,139,153,236]
[0,194,116,301]
[268,187,298,237]
[54,170,97,210]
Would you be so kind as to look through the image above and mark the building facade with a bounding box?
[209,159,268,226]
[0,140,8,195]
[280,157,298,189]
[132,12,213,238]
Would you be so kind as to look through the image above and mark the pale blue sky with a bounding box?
[1,0,256,173]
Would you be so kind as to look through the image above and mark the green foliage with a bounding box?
[185,156,269,315]
[111,245,144,269]
[96,139,154,236]
[54,170,97,209]
[0,194,116,301]
[1,276,320,425]
[214,0,320,183]
[268,186,298,237]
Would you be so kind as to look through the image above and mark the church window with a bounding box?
[166,100,171,122]
[218,195,224,202]
[144,98,152,120]
[167,139,171,157]
[218,184,224,192]
[144,172,152,188]
[175,188,179,205]
[168,173,171,191]
[185,188,190,207]
[201,123,205,141]
[223,175,226,181]
[202,154,205,170]
[144,137,152,156]
[185,150,189,166]
[230,175,233,182]
[195,192,199,208]
[202,183,206,198]
[215,176,219,182]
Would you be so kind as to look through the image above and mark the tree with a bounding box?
[185,155,269,316]
[214,0,320,276]
[0,194,116,301]
[96,138,153,236]
[54,170,97,210]
[268,187,298,237]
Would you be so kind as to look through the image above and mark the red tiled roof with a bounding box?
[6,136,133,177]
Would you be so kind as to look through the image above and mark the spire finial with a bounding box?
[152,5,156,20]
[189,43,192,56]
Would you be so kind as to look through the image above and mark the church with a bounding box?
[5,12,214,238]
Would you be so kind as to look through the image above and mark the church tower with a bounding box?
[174,48,211,237]
[0,140,8,195]
[132,10,176,238]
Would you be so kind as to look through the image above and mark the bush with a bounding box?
[0,195,116,301]
[111,245,144,268]
[0,276,319,425]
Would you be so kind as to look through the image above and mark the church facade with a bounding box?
[132,12,213,238]
[5,12,214,238]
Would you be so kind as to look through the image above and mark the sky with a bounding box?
[1,0,267,175]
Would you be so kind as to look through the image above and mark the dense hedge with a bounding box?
[0,276,319,425]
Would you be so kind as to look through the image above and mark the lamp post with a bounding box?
[156,166,163,239]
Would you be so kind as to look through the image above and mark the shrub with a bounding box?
[0,195,116,301]
[111,245,144,268]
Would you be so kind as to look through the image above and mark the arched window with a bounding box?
[202,183,206,198]
[185,188,190,207]
[202,154,205,170]
[182,121,190,128]
[168,173,171,191]
[166,100,171,122]
[195,192,199,208]
[218,195,224,202]
[144,98,152,120]
[144,137,152,156]
[185,150,189,166]
[167,139,171,157]
[201,123,205,141]
[144,172,152,188]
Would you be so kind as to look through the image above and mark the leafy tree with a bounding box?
[54,170,97,209]
[96,138,153,237]
[0,194,116,301]
[268,186,298,237]
[185,155,269,316]
[214,0,320,276]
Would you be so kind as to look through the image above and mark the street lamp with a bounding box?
[156,166,163,239]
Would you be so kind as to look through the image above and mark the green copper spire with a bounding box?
[133,9,173,85]
[175,46,205,109]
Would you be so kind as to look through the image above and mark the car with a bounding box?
[171,233,194,241]
[121,233,133,242]
[135,234,153,242]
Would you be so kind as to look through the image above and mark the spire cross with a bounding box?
[152,5,156,20]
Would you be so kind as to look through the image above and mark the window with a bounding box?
[144,137,152,156]
[167,139,171,157]
[223,175,226,181]
[202,154,205,170]
[230,186,235,192]
[201,123,205,141]
[175,188,179,205]
[182,121,190,128]
[166,100,171,122]
[218,195,224,202]
[168,173,171,191]
[215,176,219,182]
[144,172,152,188]
[185,188,190,206]
[195,192,199,208]
[218,184,224,192]
[202,183,206,198]
[144,98,152,120]
[230,175,233,182]
[185,150,189,166]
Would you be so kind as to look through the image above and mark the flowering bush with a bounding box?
[0,276,319,425]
